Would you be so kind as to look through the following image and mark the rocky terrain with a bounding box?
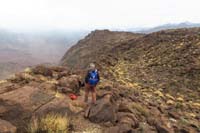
[0,65,199,133]
[0,28,200,133]
[62,28,200,92]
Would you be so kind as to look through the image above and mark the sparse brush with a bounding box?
[131,102,149,118]
[28,113,69,133]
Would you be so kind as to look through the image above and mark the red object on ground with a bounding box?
[69,93,77,100]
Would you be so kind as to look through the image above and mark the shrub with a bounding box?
[131,102,149,118]
[28,113,69,133]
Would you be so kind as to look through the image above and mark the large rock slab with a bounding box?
[85,94,117,123]
[32,65,53,77]
[0,86,54,132]
[0,86,54,111]
[0,119,17,133]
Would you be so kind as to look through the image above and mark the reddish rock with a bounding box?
[117,112,139,128]
[0,119,17,133]
[86,94,117,123]
[156,123,172,133]
[118,103,133,113]
[105,126,119,133]
[168,111,180,119]
[58,75,81,94]
[32,65,53,77]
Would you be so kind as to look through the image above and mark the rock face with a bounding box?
[85,94,117,123]
[58,75,81,94]
[0,119,17,133]
[0,65,83,132]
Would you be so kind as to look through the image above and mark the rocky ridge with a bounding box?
[0,28,200,132]
[62,28,200,93]
[61,30,143,69]
[0,65,199,133]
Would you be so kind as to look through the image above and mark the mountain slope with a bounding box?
[60,30,143,69]
[0,28,200,132]
[61,28,200,92]
[0,65,199,133]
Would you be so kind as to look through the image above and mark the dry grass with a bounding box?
[28,113,69,133]
[131,102,149,117]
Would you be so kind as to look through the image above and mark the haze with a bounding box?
[0,0,200,31]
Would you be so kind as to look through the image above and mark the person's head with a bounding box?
[88,63,95,71]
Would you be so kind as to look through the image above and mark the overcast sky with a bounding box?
[0,0,200,31]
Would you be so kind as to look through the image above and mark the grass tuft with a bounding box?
[131,102,149,117]
[28,113,69,133]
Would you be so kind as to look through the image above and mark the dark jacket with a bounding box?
[85,69,100,84]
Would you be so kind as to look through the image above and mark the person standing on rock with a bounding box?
[84,63,100,104]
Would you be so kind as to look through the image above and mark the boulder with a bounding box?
[118,103,133,113]
[32,65,53,77]
[156,123,172,133]
[85,94,117,123]
[58,75,81,94]
[117,112,139,128]
[0,119,17,133]
[168,111,180,119]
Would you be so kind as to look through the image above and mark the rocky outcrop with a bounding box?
[85,93,117,123]
[0,119,17,133]
[0,65,83,132]
[0,65,199,132]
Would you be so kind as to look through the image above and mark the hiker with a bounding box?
[84,63,100,104]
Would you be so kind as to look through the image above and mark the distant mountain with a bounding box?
[0,29,87,79]
[136,22,200,33]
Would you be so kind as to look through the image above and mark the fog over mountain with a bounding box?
[0,29,87,79]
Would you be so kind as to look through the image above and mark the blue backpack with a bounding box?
[88,70,99,86]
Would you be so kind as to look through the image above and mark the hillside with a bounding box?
[0,65,199,132]
[0,28,200,133]
[61,30,143,69]
[61,28,200,92]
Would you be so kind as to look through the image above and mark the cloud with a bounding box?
[0,0,200,31]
